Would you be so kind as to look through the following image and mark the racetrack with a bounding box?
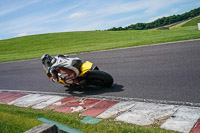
[1,39,200,104]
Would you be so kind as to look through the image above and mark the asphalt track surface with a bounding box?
[0,39,200,104]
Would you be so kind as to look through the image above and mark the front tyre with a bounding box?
[85,70,113,87]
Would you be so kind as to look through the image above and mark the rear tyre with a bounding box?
[85,70,113,87]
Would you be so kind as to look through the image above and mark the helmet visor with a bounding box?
[42,60,50,71]
[42,64,49,71]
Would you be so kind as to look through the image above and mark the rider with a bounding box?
[41,54,82,84]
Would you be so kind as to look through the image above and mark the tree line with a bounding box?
[107,7,200,31]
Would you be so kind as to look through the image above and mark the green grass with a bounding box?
[0,26,200,62]
[181,16,200,27]
[0,104,178,133]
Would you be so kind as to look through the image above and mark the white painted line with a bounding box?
[13,94,53,107]
[32,96,64,109]
[97,101,135,119]
[161,106,200,133]
[115,102,177,126]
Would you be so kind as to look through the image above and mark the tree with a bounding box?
[107,7,200,31]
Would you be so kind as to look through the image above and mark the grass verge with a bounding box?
[0,104,178,133]
[0,26,200,62]
[181,15,200,27]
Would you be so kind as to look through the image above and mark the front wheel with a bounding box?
[84,70,113,87]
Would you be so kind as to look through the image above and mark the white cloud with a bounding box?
[69,12,89,19]
[96,0,148,16]
[0,4,81,34]
[85,0,185,24]
[144,0,183,15]
[0,0,41,16]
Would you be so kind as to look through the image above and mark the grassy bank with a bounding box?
[181,16,200,27]
[0,26,200,62]
[0,104,178,133]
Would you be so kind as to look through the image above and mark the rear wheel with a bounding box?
[85,70,113,87]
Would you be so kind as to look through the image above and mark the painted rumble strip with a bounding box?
[32,96,64,109]
[190,119,200,133]
[12,94,54,107]
[81,100,119,117]
[115,102,177,126]
[97,101,135,119]
[161,106,200,133]
[45,97,77,110]
[55,98,101,113]
[0,91,200,133]
[0,92,27,104]
[8,94,36,105]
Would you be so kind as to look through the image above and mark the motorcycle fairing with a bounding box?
[79,61,93,76]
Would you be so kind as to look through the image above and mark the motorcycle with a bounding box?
[44,60,114,88]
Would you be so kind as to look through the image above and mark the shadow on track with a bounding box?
[64,84,124,97]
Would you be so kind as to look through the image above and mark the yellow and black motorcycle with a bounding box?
[45,61,113,88]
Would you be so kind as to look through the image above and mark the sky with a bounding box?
[0,0,200,40]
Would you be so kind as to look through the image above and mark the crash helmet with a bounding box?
[41,54,53,68]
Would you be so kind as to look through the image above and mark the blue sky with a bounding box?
[0,0,200,40]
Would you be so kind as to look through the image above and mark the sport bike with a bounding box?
[44,61,113,88]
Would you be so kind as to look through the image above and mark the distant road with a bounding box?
[1,39,200,104]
